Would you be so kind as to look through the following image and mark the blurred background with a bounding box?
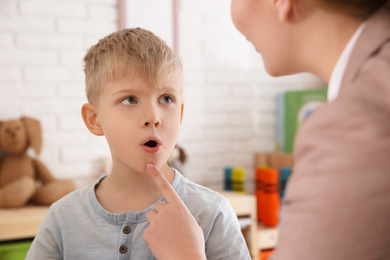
[0,0,324,190]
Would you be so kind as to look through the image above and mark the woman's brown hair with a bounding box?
[309,0,388,18]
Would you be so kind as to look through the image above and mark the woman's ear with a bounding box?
[81,103,104,136]
[275,0,293,21]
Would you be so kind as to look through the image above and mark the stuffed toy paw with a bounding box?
[0,116,76,208]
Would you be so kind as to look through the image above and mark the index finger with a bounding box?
[146,163,184,205]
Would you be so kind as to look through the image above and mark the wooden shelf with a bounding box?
[217,191,280,258]
[257,222,279,250]
[0,205,49,241]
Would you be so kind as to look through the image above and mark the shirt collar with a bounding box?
[328,22,366,102]
[90,168,184,225]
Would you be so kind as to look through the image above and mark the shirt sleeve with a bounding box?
[205,197,252,260]
[26,206,63,260]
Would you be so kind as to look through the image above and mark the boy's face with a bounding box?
[94,72,183,175]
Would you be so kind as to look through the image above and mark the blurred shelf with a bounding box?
[0,205,49,241]
[258,222,279,250]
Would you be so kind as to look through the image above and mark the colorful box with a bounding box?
[276,88,327,153]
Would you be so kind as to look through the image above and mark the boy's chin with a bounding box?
[143,161,169,172]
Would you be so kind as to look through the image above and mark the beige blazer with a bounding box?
[273,3,390,260]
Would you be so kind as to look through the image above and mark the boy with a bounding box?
[27,28,251,259]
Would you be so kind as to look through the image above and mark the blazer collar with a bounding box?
[342,2,390,85]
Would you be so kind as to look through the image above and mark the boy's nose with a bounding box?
[144,120,161,127]
[143,103,161,127]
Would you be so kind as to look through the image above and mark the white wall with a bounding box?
[0,0,324,189]
[0,0,118,184]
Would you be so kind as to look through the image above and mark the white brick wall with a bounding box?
[0,0,118,185]
[0,0,324,190]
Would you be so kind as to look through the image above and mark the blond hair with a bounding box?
[83,28,182,105]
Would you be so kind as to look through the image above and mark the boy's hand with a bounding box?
[144,163,206,260]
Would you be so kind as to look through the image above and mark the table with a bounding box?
[0,205,49,241]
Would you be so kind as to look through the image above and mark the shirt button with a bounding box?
[119,245,127,254]
[123,226,131,234]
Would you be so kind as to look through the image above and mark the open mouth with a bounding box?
[144,140,158,148]
[142,138,160,153]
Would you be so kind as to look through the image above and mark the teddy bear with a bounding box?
[0,116,76,208]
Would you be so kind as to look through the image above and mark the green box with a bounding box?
[276,88,327,153]
[0,240,32,260]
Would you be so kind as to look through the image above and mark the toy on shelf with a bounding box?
[224,166,246,193]
[255,152,293,199]
[254,152,293,227]
[255,167,280,227]
[279,166,292,199]
[224,166,233,191]
[0,116,76,208]
[255,168,263,221]
[232,167,246,194]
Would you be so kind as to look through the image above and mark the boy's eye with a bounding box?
[159,95,174,104]
[121,96,137,105]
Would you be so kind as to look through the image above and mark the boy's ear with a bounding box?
[81,103,104,136]
[274,0,293,21]
[180,104,184,123]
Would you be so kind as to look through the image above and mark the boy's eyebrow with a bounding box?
[160,86,180,94]
[111,86,181,96]
[111,89,139,96]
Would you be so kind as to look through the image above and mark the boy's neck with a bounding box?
[95,164,175,213]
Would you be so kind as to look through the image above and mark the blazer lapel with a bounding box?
[342,2,390,86]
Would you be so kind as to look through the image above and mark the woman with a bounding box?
[145,1,390,259]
